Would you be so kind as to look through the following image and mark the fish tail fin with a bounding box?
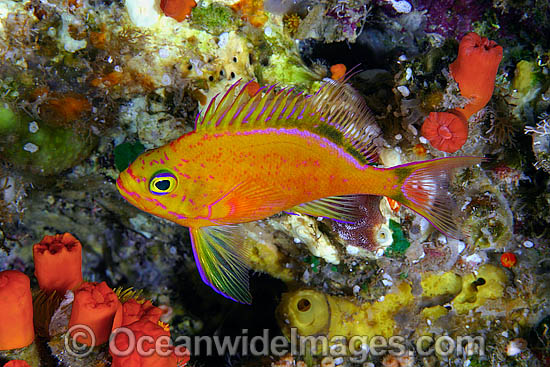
[390,157,483,239]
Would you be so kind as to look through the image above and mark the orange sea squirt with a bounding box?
[245,81,261,97]
[160,0,197,22]
[500,252,517,268]
[68,281,121,346]
[421,111,468,153]
[330,64,347,80]
[0,270,35,350]
[110,319,190,367]
[112,298,164,331]
[4,361,31,367]
[33,233,83,295]
[449,32,503,120]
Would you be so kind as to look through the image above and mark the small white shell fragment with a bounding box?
[60,14,87,52]
[379,148,402,166]
[28,121,39,133]
[158,47,170,59]
[465,253,482,265]
[398,54,407,62]
[161,74,172,86]
[346,245,359,255]
[218,32,229,48]
[395,134,402,140]
[125,0,161,28]
[419,136,428,144]
[407,124,418,135]
[264,27,273,36]
[23,142,39,153]
[505,338,527,356]
[397,85,410,97]
[389,0,412,13]
[523,240,534,248]
[405,67,413,80]
[189,59,203,76]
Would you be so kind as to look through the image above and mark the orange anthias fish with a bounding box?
[117,79,481,303]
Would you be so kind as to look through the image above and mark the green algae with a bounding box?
[0,106,96,176]
[191,3,238,35]
[114,141,146,172]
[385,219,410,256]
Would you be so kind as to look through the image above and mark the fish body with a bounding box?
[117,79,481,303]
[118,127,397,228]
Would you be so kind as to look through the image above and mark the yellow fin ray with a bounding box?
[190,225,251,304]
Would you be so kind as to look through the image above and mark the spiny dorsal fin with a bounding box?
[195,78,381,163]
[311,79,381,163]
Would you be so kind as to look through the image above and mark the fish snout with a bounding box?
[116,173,144,209]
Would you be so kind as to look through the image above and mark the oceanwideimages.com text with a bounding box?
[67,324,485,362]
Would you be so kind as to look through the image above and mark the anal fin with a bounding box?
[189,225,251,304]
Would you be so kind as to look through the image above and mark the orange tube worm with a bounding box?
[33,233,83,295]
[0,270,35,350]
[449,32,503,120]
[68,281,121,346]
[420,111,469,153]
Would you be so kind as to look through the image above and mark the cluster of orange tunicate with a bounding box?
[421,33,503,153]
[1,233,190,367]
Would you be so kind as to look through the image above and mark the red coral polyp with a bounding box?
[421,111,468,153]
[160,0,196,22]
[449,32,503,119]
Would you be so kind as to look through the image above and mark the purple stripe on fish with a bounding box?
[168,211,187,219]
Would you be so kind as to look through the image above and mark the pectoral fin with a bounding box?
[189,225,252,304]
[288,195,364,223]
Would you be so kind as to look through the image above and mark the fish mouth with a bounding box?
[116,175,147,211]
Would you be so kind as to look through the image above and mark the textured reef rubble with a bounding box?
[0,0,550,367]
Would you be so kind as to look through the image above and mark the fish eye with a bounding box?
[149,170,177,195]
